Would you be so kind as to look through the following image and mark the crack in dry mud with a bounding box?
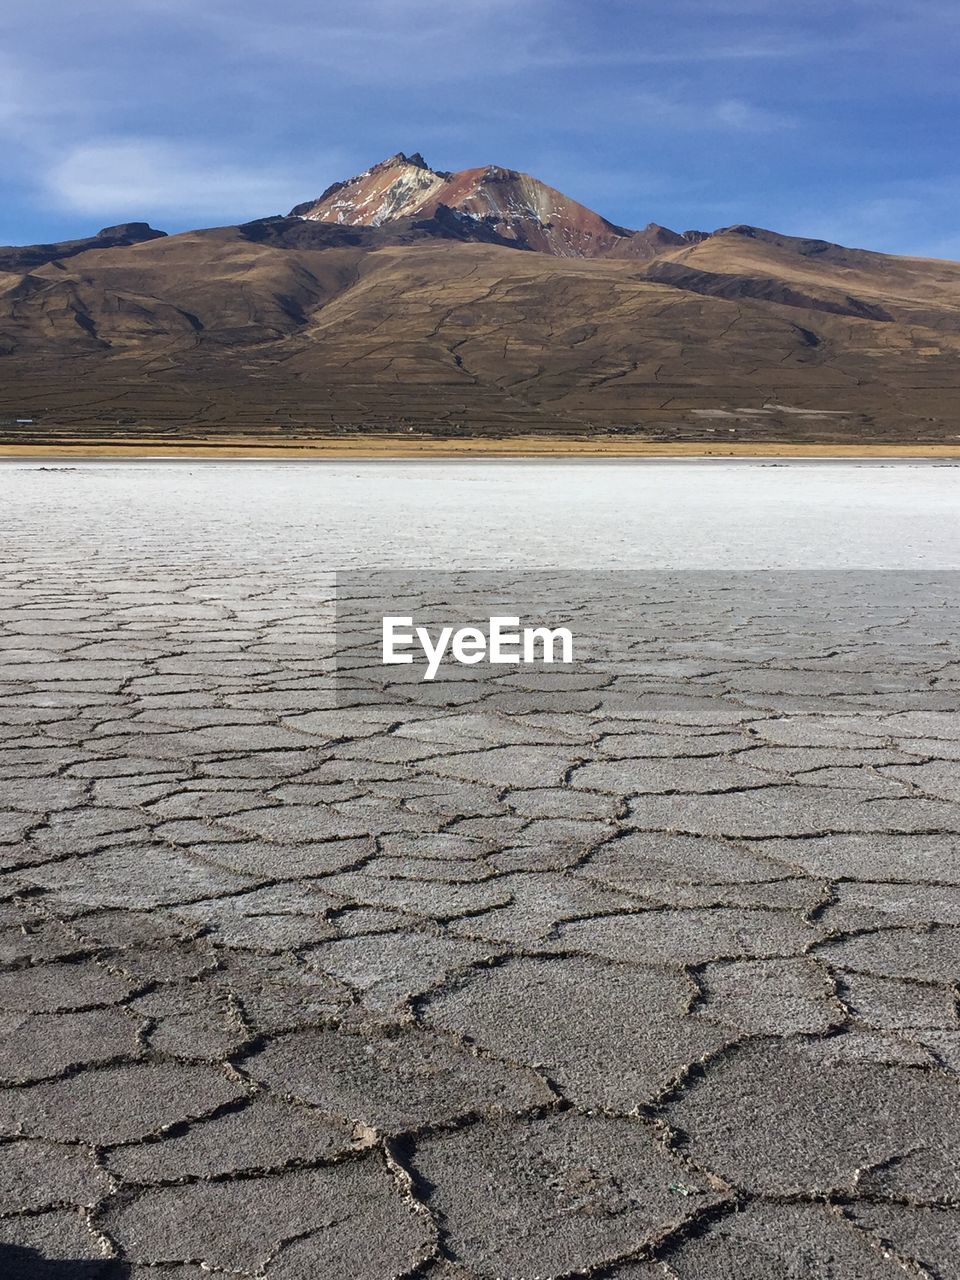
[0,563,957,1278]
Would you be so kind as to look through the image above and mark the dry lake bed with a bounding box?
[0,460,958,1279]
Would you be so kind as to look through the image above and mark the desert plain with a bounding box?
[0,459,957,1278]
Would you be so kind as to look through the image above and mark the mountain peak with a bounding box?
[379,151,431,171]
[289,153,676,258]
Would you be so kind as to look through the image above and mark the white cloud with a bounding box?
[44,139,331,221]
[709,99,794,130]
[634,93,794,132]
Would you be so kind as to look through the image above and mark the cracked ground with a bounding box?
[0,468,959,1279]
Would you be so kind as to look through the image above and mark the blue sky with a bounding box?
[2,0,958,256]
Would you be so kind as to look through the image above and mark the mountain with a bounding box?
[0,224,166,274]
[2,154,960,446]
[291,152,695,259]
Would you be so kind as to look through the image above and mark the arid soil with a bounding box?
[0,464,957,1278]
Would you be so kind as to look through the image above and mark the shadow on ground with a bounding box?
[0,1246,128,1279]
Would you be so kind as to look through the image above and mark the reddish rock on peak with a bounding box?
[289,152,688,259]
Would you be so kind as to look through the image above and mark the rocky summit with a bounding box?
[290,151,688,259]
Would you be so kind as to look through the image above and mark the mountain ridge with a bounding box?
[0,223,166,274]
[2,152,960,446]
[0,153,932,268]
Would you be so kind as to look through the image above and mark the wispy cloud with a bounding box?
[634,93,795,132]
[44,140,328,221]
[134,4,857,79]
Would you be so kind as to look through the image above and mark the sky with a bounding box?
[2,0,959,257]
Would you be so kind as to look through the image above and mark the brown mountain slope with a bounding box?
[2,156,960,445]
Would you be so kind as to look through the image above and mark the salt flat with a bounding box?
[0,461,958,1279]
[1,458,958,568]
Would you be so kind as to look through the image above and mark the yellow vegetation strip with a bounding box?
[2,438,960,460]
